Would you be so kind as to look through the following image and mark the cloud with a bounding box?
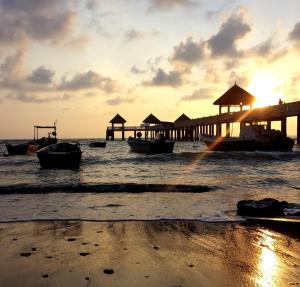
[227,71,249,87]
[0,50,57,91]
[0,0,76,49]
[130,65,146,74]
[84,92,98,97]
[251,38,273,57]
[106,96,135,106]
[58,70,118,93]
[181,88,213,101]
[249,37,288,62]
[27,66,55,85]
[125,30,145,41]
[63,34,90,49]
[5,91,69,103]
[144,68,183,87]
[289,22,300,42]
[124,29,159,41]
[86,0,101,10]
[148,0,195,12]
[171,37,205,67]
[0,50,26,89]
[207,13,251,58]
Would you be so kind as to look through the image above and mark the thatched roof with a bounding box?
[174,113,191,123]
[213,84,256,106]
[143,113,160,124]
[110,113,126,124]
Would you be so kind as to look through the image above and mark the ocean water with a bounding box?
[0,139,299,222]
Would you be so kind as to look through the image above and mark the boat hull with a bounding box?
[37,151,82,169]
[35,138,58,149]
[202,136,294,152]
[89,142,106,148]
[128,138,175,154]
[6,143,39,155]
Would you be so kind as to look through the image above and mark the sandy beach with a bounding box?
[0,220,299,287]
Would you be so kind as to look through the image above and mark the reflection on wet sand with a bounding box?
[256,229,278,287]
[0,221,299,287]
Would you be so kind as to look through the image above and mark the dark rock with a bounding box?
[94,244,99,247]
[82,242,87,245]
[153,246,159,250]
[103,268,114,275]
[79,252,89,256]
[31,247,37,251]
[280,201,289,208]
[189,264,194,268]
[237,198,284,217]
[85,277,90,280]
[67,238,76,242]
[46,256,52,259]
[42,274,48,278]
[20,252,31,257]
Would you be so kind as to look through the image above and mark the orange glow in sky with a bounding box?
[248,71,284,108]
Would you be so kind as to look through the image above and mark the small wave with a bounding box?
[0,183,216,194]
[256,177,290,187]
[82,150,300,166]
[0,217,245,224]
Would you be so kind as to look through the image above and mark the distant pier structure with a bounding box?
[106,83,300,143]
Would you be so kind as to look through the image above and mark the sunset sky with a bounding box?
[1,0,300,138]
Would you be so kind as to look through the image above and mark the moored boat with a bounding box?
[89,141,106,148]
[5,122,58,155]
[5,142,39,155]
[202,125,294,152]
[37,142,82,169]
[128,134,175,154]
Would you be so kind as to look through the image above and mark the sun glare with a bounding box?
[248,71,284,108]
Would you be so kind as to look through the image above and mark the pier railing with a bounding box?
[174,101,300,127]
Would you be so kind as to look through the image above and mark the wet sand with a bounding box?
[0,220,299,287]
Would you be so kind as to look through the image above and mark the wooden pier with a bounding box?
[106,84,300,143]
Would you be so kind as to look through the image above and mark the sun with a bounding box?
[248,71,284,108]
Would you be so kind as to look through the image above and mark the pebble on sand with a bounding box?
[103,268,114,275]
[79,252,89,256]
[20,252,31,257]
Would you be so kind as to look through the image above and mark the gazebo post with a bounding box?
[122,123,125,140]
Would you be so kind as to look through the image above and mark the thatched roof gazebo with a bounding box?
[110,113,127,124]
[107,114,127,140]
[143,113,161,125]
[214,83,256,114]
[174,113,191,123]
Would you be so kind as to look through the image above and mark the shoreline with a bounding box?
[0,220,299,286]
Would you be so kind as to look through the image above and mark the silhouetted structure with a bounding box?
[143,114,161,140]
[107,84,300,144]
[106,114,126,140]
[213,84,256,136]
[214,83,255,114]
[174,113,191,141]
